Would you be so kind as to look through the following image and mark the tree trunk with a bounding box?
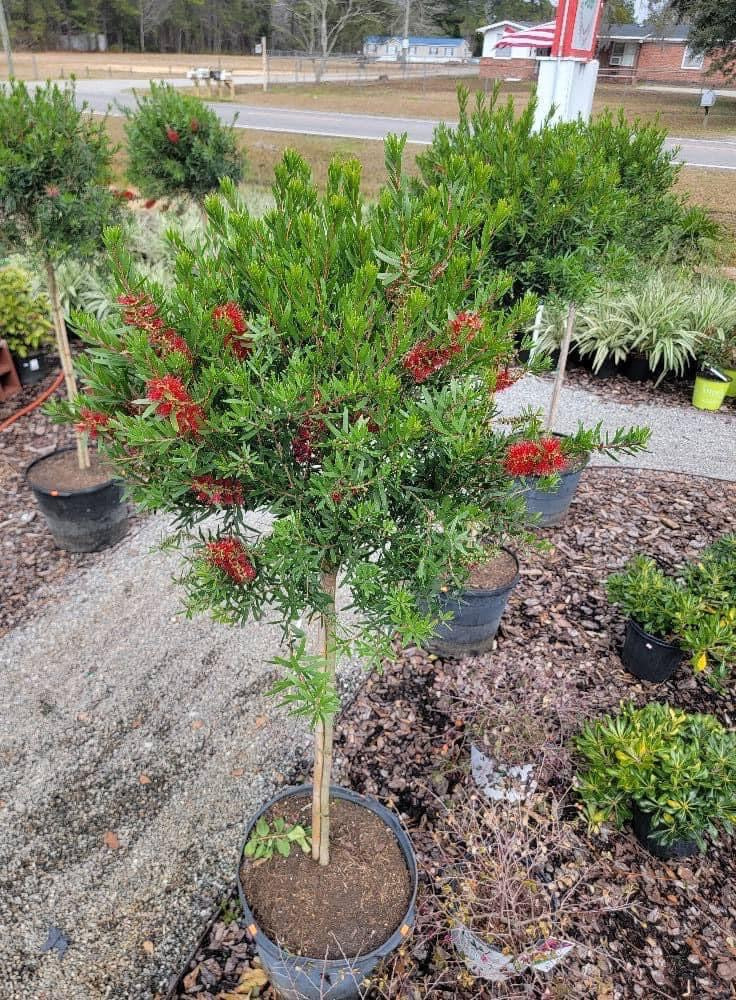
[311,571,338,866]
[139,0,145,52]
[45,260,90,471]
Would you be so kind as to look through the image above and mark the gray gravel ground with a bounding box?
[0,513,362,1000]
[496,376,736,481]
[1,378,734,999]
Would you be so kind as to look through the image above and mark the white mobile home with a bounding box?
[362,35,471,64]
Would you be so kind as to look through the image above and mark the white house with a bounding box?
[477,20,539,61]
[476,20,554,80]
[362,36,472,64]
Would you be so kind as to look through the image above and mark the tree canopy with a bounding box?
[669,0,736,78]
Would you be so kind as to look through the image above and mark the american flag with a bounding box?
[493,21,556,50]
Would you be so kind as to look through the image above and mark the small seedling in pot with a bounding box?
[244,818,311,863]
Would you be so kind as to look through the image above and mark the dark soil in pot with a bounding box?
[239,793,412,960]
[26,446,128,552]
[631,805,700,860]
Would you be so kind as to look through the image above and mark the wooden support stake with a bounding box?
[311,571,338,866]
[46,260,90,470]
[546,302,575,432]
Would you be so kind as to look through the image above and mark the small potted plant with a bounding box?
[0,265,55,385]
[502,417,649,527]
[0,80,128,552]
[576,701,736,860]
[59,142,539,998]
[607,551,736,684]
[693,336,732,411]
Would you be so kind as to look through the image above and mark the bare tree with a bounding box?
[273,0,383,81]
[139,0,174,52]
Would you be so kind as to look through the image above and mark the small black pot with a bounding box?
[591,356,618,379]
[631,805,699,860]
[516,461,588,528]
[15,351,47,386]
[621,353,651,383]
[621,618,683,684]
[238,785,417,1000]
[426,550,520,657]
[25,447,128,553]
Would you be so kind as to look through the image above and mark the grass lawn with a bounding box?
[206,76,736,139]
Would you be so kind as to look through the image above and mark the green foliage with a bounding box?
[244,815,311,862]
[670,0,736,79]
[124,82,244,202]
[0,80,121,262]
[576,702,736,849]
[0,266,54,358]
[416,89,718,304]
[607,549,736,681]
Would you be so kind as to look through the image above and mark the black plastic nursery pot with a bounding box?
[621,618,684,684]
[25,446,128,553]
[516,460,588,528]
[621,353,651,383]
[426,549,520,657]
[591,356,618,379]
[15,351,47,386]
[237,785,418,1000]
[631,805,699,860]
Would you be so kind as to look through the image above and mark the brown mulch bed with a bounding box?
[167,468,736,1000]
[0,365,138,638]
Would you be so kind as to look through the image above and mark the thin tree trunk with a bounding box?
[312,571,338,866]
[546,302,576,432]
[45,260,90,470]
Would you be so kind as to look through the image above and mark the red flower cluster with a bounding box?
[118,294,192,363]
[206,538,257,584]
[190,118,200,133]
[146,375,204,435]
[292,417,326,465]
[166,126,180,144]
[76,408,110,439]
[331,491,343,503]
[402,340,461,384]
[212,302,251,359]
[154,328,193,363]
[45,184,60,198]
[191,475,244,506]
[450,310,484,339]
[144,197,157,209]
[494,367,516,393]
[504,438,567,477]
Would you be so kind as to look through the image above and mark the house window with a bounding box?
[609,41,636,67]
[429,46,439,55]
[388,44,396,55]
[682,46,705,70]
[494,43,512,59]
[444,46,452,55]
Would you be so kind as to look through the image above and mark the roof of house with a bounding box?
[364,35,467,46]
[599,21,691,43]
[476,20,538,33]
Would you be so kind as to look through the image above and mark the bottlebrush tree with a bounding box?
[55,140,640,866]
[124,82,244,203]
[0,80,122,469]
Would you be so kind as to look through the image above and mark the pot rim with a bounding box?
[237,784,418,968]
[444,546,521,598]
[627,617,681,652]
[25,445,119,498]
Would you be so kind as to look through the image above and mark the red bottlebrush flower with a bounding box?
[166,126,180,144]
[190,117,200,133]
[144,197,157,209]
[146,375,203,433]
[175,401,205,435]
[493,367,516,393]
[191,475,244,506]
[206,537,256,584]
[330,491,343,503]
[292,416,326,465]
[402,340,461,384]
[152,328,193,364]
[118,189,135,201]
[118,293,161,331]
[450,310,483,341]
[503,438,567,477]
[213,301,250,359]
[76,408,110,439]
[45,184,60,198]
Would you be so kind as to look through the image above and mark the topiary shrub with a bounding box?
[124,82,244,203]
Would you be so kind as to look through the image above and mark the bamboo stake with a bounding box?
[546,302,576,432]
[312,571,338,866]
[45,259,90,470]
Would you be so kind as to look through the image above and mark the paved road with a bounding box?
[67,77,736,168]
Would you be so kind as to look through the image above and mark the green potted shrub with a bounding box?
[0,80,128,552]
[502,417,649,527]
[124,81,244,207]
[0,265,55,385]
[607,551,736,684]
[56,146,542,998]
[693,334,733,411]
[576,702,736,859]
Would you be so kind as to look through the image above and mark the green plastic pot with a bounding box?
[692,374,730,411]
[724,367,736,398]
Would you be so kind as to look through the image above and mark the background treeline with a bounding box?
[6,0,634,54]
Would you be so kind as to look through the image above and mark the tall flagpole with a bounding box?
[0,0,14,78]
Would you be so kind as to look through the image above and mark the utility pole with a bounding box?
[261,35,268,92]
[402,0,410,62]
[0,0,15,79]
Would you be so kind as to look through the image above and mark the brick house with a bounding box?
[597,23,733,86]
[477,21,550,82]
